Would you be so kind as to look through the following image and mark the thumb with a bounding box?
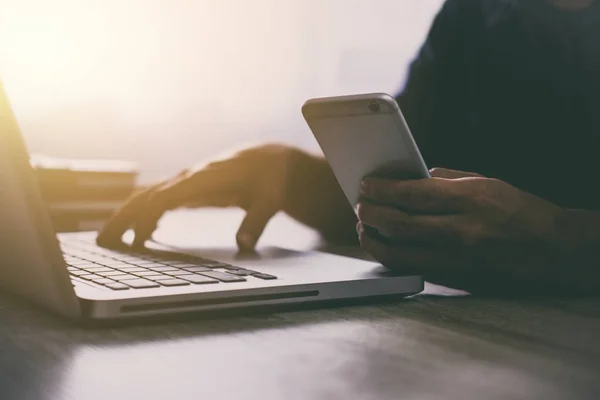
[429,167,483,179]
[236,201,277,251]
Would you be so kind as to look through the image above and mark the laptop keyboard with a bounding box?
[59,238,277,291]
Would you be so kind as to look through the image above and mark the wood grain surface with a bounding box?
[1,210,598,400]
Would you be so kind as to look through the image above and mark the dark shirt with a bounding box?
[396,0,600,210]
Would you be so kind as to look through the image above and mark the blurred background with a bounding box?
[0,0,444,185]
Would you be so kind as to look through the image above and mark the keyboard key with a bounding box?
[174,263,203,268]
[161,260,196,266]
[81,266,114,273]
[224,269,254,276]
[99,271,129,277]
[136,262,169,267]
[112,274,141,281]
[158,279,190,287]
[79,274,100,280]
[92,278,115,285]
[134,270,163,277]
[147,277,172,283]
[201,262,232,268]
[145,266,179,272]
[199,271,246,283]
[182,266,211,273]
[253,273,277,280]
[146,274,173,280]
[69,262,98,268]
[116,267,148,273]
[166,270,191,276]
[69,270,88,277]
[118,260,148,265]
[99,261,132,267]
[85,256,111,263]
[106,282,129,290]
[123,279,160,289]
[179,274,219,284]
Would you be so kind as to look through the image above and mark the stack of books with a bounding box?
[31,155,139,232]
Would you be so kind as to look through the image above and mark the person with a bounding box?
[98,0,600,294]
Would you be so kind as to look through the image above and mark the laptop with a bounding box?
[0,82,423,322]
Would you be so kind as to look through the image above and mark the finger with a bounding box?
[132,164,247,246]
[97,183,163,247]
[97,169,192,246]
[360,177,467,213]
[356,201,461,244]
[132,183,186,247]
[429,168,483,179]
[357,223,460,270]
[236,200,278,251]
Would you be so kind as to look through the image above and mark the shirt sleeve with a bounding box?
[395,0,482,157]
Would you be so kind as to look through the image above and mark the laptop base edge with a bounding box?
[78,275,424,324]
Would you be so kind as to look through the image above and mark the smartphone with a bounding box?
[302,93,430,208]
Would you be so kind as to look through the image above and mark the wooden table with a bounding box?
[1,210,599,400]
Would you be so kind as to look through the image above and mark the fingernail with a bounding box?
[360,180,368,194]
[237,233,256,250]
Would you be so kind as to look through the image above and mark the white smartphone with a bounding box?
[302,93,430,208]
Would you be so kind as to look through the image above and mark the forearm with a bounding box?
[284,151,358,244]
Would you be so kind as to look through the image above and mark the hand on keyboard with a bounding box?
[97,144,357,251]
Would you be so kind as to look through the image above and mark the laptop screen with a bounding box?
[0,81,80,317]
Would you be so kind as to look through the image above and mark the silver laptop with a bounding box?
[0,82,423,322]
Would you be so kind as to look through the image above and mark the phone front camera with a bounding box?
[368,101,380,113]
